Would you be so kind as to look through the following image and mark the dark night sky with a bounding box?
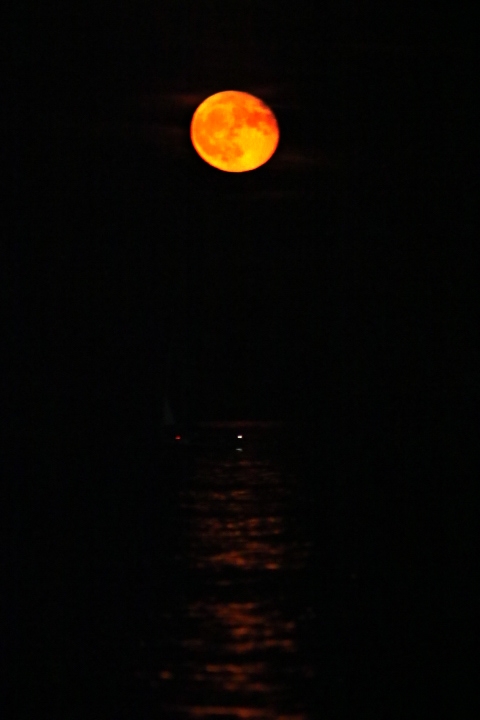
[3,2,478,464]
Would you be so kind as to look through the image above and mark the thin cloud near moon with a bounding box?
[137,89,330,171]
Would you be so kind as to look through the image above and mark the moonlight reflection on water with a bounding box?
[135,423,312,720]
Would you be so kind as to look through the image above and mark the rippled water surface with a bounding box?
[133,423,314,719]
[18,421,439,719]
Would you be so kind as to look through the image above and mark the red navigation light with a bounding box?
[175,435,181,441]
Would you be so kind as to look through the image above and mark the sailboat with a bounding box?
[161,353,201,446]
[161,397,190,445]
[160,333,188,446]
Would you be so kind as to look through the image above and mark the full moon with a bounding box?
[190,90,279,172]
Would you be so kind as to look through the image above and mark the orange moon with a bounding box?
[190,91,279,172]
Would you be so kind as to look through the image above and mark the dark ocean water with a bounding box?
[10,421,471,718]
[132,423,313,720]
